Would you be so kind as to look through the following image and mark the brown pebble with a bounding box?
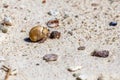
[42,0,46,3]
[67,31,73,36]
[47,19,59,28]
[91,3,99,6]
[43,54,58,62]
[3,4,9,8]
[2,28,8,33]
[49,31,61,39]
[21,29,26,32]
[91,50,109,58]
[77,46,85,50]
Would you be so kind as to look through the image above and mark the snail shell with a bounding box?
[29,26,49,42]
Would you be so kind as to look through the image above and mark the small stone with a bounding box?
[73,73,81,77]
[91,50,109,58]
[2,16,12,26]
[2,28,8,33]
[47,19,59,28]
[21,29,26,32]
[109,22,117,26]
[36,63,39,66]
[42,0,46,3]
[97,74,104,80]
[67,31,73,36]
[0,25,8,33]
[43,54,58,62]
[76,74,88,80]
[75,15,79,18]
[3,4,9,8]
[24,17,27,20]
[49,31,61,39]
[68,66,82,72]
[63,14,69,19]
[91,3,99,6]
[77,46,85,50]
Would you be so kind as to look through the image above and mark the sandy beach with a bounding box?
[0,0,120,80]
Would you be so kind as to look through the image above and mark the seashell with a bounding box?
[29,26,49,42]
[68,66,82,72]
[47,19,59,28]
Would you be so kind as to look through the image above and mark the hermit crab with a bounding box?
[29,25,50,42]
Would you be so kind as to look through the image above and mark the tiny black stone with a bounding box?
[109,22,117,26]
[36,63,39,66]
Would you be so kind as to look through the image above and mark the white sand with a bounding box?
[0,0,120,80]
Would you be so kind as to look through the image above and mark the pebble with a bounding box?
[91,3,99,6]
[49,31,61,39]
[42,0,46,3]
[1,27,8,33]
[91,50,109,58]
[20,29,26,32]
[3,16,12,26]
[36,63,40,66]
[43,54,58,62]
[109,22,117,26]
[67,31,73,36]
[3,4,9,8]
[47,19,59,28]
[0,24,8,33]
[76,74,88,80]
[77,46,85,50]
[67,66,82,72]
[73,73,81,77]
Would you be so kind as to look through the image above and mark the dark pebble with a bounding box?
[91,50,109,58]
[67,31,73,36]
[36,63,40,66]
[3,4,9,8]
[109,22,117,26]
[49,31,61,39]
[77,46,85,50]
[43,54,58,62]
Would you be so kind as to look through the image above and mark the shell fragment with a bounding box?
[68,66,82,72]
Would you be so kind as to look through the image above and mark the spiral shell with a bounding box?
[29,26,49,42]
